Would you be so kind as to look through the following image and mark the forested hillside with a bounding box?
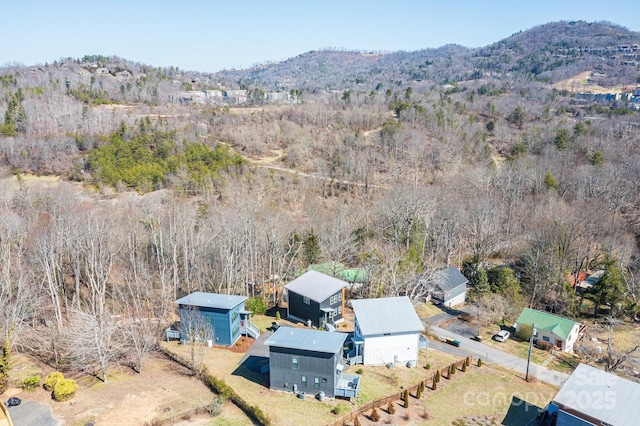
[0,20,639,381]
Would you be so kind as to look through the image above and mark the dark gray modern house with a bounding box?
[285,270,347,328]
[432,266,468,307]
[264,327,360,399]
[175,292,259,346]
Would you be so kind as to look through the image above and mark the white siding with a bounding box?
[564,324,581,353]
[362,333,419,366]
[444,291,466,307]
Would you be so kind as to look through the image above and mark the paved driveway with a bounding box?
[429,325,569,387]
[7,400,62,426]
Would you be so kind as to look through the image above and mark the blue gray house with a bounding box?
[264,327,360,399]
[285,270,347,328]
[175,292,259,346]
[541,363,640,425]
[432,266,468,307]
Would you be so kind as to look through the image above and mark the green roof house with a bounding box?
[515,308,581,353]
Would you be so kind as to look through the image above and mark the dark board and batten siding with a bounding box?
[287,291,321,326]
[288,289,343,327]
[268,347,339,397]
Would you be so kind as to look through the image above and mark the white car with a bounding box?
[493,330,511,342]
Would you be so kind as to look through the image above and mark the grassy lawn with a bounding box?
[162,341,464,426]
[415,302,446,319]
[479,325,578,375]
[417,363,558,425]
[355,349,459,405]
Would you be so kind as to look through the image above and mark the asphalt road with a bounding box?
[429,324,569,387]
[6,400,62,426]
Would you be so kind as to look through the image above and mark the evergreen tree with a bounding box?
[554,128,569,150]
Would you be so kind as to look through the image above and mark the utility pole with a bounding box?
[526,323,536,382]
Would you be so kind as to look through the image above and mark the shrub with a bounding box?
[21,375,41,391]
[331,405,349,415]
[44,372,64,391]
[416,385,422,398]
[370,406,380,422]
[387,401,396,414]
[477,358,483,367]
[275,311,281,321]
[434,370,440,383]
[462,362,467,372]
[53,378,78,402]
[537,340,553,351]
[0,340,10,394]
[432,380,437,390]
[207,396,225,417]
[450,364,456,375]
[424,363,431,370]
[245,297,267,315]
[356,368,364,375]
[403,390,409,408]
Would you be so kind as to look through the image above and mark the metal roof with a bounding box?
[553,363,640,425]
[264,327,348,354]
[516,308,578,340]
[175,292,247,310]
[284,270,346,303]
[434,266,469,293]
[351,296,424,336]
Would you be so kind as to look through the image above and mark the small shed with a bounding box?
[351,296,424,366]
[264,327,359,399]
[432,266,468,307]
[285,270,346,328]
[175,292,254,347]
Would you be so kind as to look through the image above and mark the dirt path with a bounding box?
[244,148,285,165]
[552,70,629,93]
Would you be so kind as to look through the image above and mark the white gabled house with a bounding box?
[351,296,424,366]
[515,308,581,353]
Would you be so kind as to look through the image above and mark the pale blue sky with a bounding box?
[4,1,640,72]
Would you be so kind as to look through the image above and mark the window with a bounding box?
[338,293,342,302]
[314,377,320,389]
[322,378,327,383]
[292,357,298,369]
[303,296,310,305]
[542,336,550,342]
[337,306,342,315]
[301,376,307,387]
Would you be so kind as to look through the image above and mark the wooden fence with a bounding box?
[328,358,470,426]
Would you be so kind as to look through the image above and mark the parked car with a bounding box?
[493,330,511,342]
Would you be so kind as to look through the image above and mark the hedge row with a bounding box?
[200,366,271,426]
